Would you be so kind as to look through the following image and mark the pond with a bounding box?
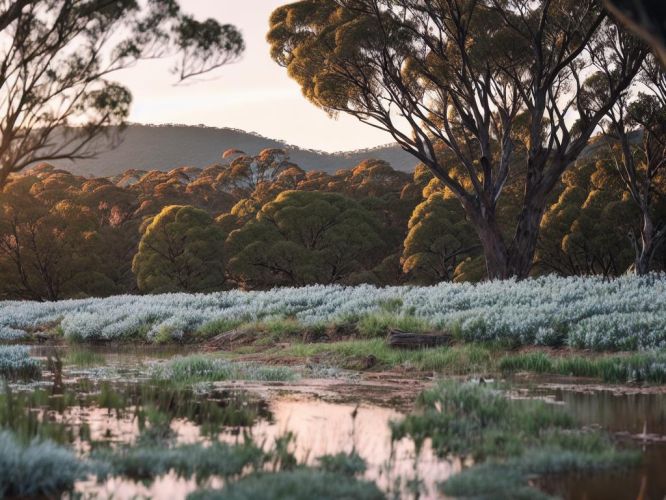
[3,346,666,499]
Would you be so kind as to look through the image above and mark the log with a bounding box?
[203,328,256,351]
[387,329,452,349]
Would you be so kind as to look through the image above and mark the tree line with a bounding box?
[0,140,664,300]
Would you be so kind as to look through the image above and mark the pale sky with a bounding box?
[113,0,395,152]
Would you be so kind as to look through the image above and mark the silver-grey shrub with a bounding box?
[1,274,666,351]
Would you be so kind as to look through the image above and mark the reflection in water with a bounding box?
[3,347,666,499]
[536,386,666,500]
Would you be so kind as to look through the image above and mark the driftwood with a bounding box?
[204,328,256,351]
[387,329,452,349]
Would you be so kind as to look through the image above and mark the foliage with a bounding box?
[500,351,666,384]
[150,355,297,384]
[188,469,385,500]
[0,0,243,188]
[392,382,639,499]
[0,431,86,498]
[402,192,480,283]
[95,440,265,483]
[133,205,228,293]
[227,191,385,287]
[3,275,666,350]
[0,346,41,380]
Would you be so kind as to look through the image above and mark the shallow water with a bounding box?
[4,347,666,499]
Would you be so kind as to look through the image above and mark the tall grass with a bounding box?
[150,355,297,384]
[500,351,666,383]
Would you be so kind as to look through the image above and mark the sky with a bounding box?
[113,0,395,153]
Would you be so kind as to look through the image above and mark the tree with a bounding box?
[603,0,666,67]
[402,191,480,283]
[0,173,101,300]
[268,0,646,279]
[132,205,227,293]
[0,0,244,189]
[538,159,636,277]
[226,191,384,288]
[601,57,666,274]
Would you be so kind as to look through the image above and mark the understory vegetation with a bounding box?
[0,346,41,380]
[391,382,640,498]
[2,275,666,353]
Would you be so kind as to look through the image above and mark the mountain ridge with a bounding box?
[45,124,418,177]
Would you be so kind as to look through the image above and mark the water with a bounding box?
[3,347,666,499]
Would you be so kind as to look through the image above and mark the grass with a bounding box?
[0,346,41,380]
[500,351,666,384]
[391,382,640,499]
[188,469,384,500]
[64,348,107,367]
[356,312,434,338]
[95,440,265,483]
[150,354,297,384]
[281,339,495,373]
[195,318,246,341]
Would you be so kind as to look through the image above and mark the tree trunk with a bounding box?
[506,196,547,280]
[635,211,660,276]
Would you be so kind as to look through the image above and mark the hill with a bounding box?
[45,124,418,176]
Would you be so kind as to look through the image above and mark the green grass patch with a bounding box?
[64,349,107,367]
[195,318,246,341]
[282,339,495,373]
[150,355,297,384]
[500,351,666,384]
[356,312,433,338]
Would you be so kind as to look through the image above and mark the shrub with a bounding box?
[0,431,85,497]
[0,346,41,380]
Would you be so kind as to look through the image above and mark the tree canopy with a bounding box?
[0,0,244,189]
[132,205,227,293]
[268,0,646,278]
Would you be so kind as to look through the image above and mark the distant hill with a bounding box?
[45,124,418,176]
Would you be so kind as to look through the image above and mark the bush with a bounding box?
[0,346,41,380]
[0,431,85,497]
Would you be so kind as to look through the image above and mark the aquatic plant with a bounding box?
[0,346,41,380]
[96,440,265,483]
[0,431,86,497]
[1,274,666,350]
[188,469,385,500]
[150,355,297,383]
[500,351,666,384]
[392,382,639,499]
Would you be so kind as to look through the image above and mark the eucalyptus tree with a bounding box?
[603,0,666,67]
[268,0,646,279]
[0,0,244,189]
[601,57,666,274]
